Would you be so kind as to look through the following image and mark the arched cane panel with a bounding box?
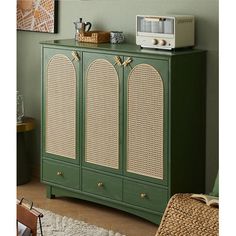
[127,64,164,179]
[85,59,119,169]
[46,54,76,159]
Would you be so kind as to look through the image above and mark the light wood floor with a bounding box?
[17,178,158,236]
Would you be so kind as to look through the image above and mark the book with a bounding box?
[190,194,219,207]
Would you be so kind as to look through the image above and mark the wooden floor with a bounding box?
[17,178,158,236]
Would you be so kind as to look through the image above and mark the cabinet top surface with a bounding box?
[41,39,205,57]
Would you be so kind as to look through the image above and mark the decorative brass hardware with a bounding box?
[122,57,132,68]
[140,193,147,199]
[57,171,63,176]
[113,56,122,66]
[71,51,80,61]
[97,182,104,187]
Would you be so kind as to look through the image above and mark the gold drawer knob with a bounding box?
[97,182,104,187]
[57,171,63,176]
[140,193,147,199]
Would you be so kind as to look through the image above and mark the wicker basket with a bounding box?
[78,31,110,43]
[155,193,219,236]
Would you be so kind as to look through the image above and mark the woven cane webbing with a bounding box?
[127,64,163,179]
[85,59,119,169]
[46,54,76,159]
[155,194,219,236]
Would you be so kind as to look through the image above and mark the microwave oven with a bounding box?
[136,15,195,50]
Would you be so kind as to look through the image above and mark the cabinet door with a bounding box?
[124,57,168,185]
[42,48,81,163]
[83,52,123,172]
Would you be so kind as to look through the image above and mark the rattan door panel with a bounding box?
[85,59,119,169]
[45,54,76,159]
[127,64,164,179]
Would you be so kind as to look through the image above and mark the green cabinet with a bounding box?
[41,39,206,224]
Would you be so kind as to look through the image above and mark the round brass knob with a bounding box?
[97,182,104,187]
[140,193,147,199]
[57,171,63,176]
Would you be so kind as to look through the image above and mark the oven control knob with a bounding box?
[152,39,158,45]
[159,39,166,46]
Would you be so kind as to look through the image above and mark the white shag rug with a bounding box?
[36,208,126,236]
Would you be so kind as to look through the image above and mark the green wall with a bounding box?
[17,0,218,192]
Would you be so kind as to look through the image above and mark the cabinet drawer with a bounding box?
[42,160,80,189]
[123,180,168,212]
[82,169,122,201]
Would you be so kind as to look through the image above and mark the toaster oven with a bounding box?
[136,15,195,50]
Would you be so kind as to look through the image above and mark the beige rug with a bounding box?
[36,207,126,236]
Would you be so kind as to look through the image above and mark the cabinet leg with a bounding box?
[46,185,55,199]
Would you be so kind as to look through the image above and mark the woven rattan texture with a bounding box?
[46,54,76,159]
[85,59,119,169]
[78,31,110,43]
[127,64,163,179]
[156,194,219,236]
